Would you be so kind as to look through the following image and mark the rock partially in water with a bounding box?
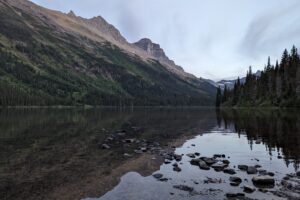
[238,165,248,171]
[199,160,210,170]
[186,153,196,158]
[222,159,230,165]
[173,185,194,192]
[152,173,163,179]
[190,158,202,166]
[252,175,275,186]
[211,162,228,171]
[230,176,242,183]
[201,157,217,165]
[225,193,245,198]
[173,166,182,172]
[174,154,182,161]
[223,168,236,175]
[204,177,222,184]
[101,144,110,149]
[244,185,256,193]
[247,166,257,174]
[195,152,201,156]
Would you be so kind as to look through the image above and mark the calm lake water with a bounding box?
[0,108,299,200]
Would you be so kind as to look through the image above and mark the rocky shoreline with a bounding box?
[99,129,300,199]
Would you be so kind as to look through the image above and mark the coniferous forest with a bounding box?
[217,46,300,107]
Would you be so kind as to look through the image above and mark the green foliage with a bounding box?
[219,46,300,107]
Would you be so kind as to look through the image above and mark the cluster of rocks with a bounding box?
[272,172,300,199]
[98,128,167,157]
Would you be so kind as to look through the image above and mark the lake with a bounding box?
[0,108,299,200]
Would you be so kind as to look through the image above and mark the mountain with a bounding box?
[0,0,216,106]
[217,71,261,90]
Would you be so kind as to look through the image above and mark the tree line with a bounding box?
[216,46,300,107]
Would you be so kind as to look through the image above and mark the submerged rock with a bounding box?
[190,158,202,166]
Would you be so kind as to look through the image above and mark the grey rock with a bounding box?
[152,173,163,179]
[195,152,201,156]
[222,159,230,165]
[199,160,210,170]
[230,176,242,183]
[252,175,275,186]
[190,158,201,166]
[186,153,196,158]
[201,157,217,165]
[238,165,248,171]
[211,162,227,171]
[230,182,240,186]
[173,166,182,172]
[244,185,256,193]
[101,144,110,149]
[225,193,245,198]
[247,166,257,174]
[224,168,236,175]
[173,185,194,192]
[174,154,182,161]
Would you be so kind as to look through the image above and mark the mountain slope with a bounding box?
[0,0,216,106]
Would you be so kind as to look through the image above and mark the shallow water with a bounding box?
[0,108,299,200]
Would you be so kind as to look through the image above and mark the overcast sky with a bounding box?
[31,0,300,81]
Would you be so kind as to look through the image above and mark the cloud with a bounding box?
[241,2,300,59]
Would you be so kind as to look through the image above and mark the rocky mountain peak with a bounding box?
[134,38,173,64]
[67,10,76,18]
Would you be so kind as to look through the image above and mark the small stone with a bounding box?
[195,152,200,156]
[230,182,240,186]
[186,153,196,158]
[211,162,227,171]
[173,166,182,172]
[159,178,168,182]
[247,166,257,174]
[296,171,300,177]
[191,144,196,146]
[224,168,236,175]
[190,158,201,166]
[230,176,242,183]
[238,165,248,171]
[125,138,135,143]
[101,144,110,149]
[173,185,194,192]
[174,154,182,161]
[267,172,275,177]
[152,173,163,179]
[277,155,283,159]
[222,159,230,165]
[255,164,262,168]
[164,160,172,164]
[201,157,217,165]
[226,193,245,198]
[244,185,256,193]
[123,153,132,157]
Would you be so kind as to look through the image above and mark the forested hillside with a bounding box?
[0,0,216,106]
[217,46,300,107]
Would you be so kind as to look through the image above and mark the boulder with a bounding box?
[230,176,242,183]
